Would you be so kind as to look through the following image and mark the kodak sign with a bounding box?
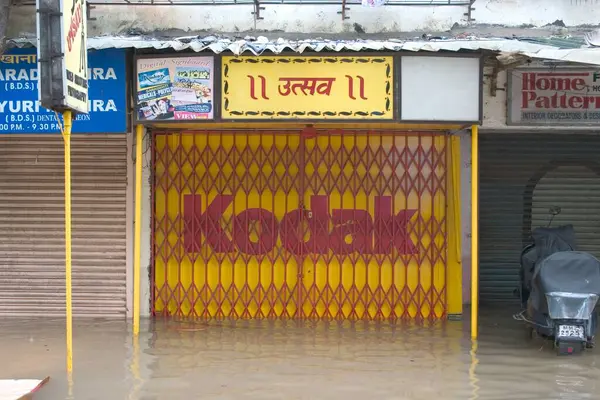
[183,194,418,256]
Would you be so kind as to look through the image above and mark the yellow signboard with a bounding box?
[221,56,394,120]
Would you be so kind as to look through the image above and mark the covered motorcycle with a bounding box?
[518,224,600,354]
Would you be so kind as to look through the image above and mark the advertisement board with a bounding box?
[0,48,127,134]
[508,68,600,125]
[36,0,88,113]
[400,55,481,123]
[221,56,394,120]
[61,0,88,113]
[136,56,215,122]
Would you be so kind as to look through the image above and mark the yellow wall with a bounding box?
[446,135,463,315]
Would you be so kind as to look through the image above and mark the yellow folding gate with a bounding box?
[152,130,450,320]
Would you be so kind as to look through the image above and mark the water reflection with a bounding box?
[0,308,597,399]
[469,340,480,400]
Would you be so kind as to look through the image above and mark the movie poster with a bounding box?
[136,56,214,121]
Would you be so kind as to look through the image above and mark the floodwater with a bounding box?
[0,307,598,400]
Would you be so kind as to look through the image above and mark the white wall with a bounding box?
[9,5,467,36]
[9,0,600,39]
[473,0,600,27]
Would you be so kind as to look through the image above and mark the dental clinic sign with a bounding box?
[508,68,600,125]
[0,48,127,133]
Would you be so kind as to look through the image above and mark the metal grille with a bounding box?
[152,130,447,320]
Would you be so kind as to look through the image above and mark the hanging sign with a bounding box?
[61,0,88,113]
[221,56,394,120]
[136,56,215,122]
[399,56,481,122]
[36,0,89,113]
[0,48,127,134]
[508,68,600,125]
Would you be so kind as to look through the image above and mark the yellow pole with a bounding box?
[471,124,479,340]
[133,125,143,336]
[62,110,73,372]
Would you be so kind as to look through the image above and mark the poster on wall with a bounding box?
[136,56,214,122]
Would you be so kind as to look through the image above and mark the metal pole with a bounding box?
[62,110,73,372]
[133,125,143,336]
[471,124,479,340]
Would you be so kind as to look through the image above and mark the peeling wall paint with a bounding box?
[10,5,467,36]
[474,0,600,27]
[9,0,600,37]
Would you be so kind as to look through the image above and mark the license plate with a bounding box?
[558,325,585,339]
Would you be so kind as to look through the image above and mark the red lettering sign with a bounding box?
[183,194,418,256]
[520,72,600,110]
[247,75,367,101]
[346,75,367,100]
[66,3,83,53]
[278,77,335,96]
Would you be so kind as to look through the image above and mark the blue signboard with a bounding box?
[0,48,127,133]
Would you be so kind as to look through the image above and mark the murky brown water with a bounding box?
[0,307,598,399]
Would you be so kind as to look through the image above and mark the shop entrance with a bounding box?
[479,133,600,305]
[151,130,448,320]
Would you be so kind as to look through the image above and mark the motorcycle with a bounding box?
[514,207,600,355]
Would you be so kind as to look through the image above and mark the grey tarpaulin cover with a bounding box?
[527,226,600,313]
[522,225,577,291]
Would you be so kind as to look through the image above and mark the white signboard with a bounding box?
[36,0,88,113]
[400,56,481,123]
[61,0,88,113]
[508,68,600,125]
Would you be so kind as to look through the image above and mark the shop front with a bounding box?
[479,66,600,305]
[0,48,129,317]
[138,52,482,320]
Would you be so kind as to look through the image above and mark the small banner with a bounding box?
[136,56,215,122]
[362,0,385,6]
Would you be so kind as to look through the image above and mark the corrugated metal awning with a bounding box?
[8,35,600,65]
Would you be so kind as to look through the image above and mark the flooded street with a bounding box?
[0,307,598,399]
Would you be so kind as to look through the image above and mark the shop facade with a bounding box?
[136,52,482,320]
[0,47,130,317]
[479,63,600,305]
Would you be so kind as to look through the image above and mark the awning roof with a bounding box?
[8,35,600,65]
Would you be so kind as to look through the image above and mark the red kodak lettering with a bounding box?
[279,196,330,255]
[233,209,279,255]
[330,209,374,255]
[183,194,418,255]
[183,194,235,253]
[374,196,417,254]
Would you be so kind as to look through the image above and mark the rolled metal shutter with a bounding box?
[0,134,127,317]
[480,133,600,304]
